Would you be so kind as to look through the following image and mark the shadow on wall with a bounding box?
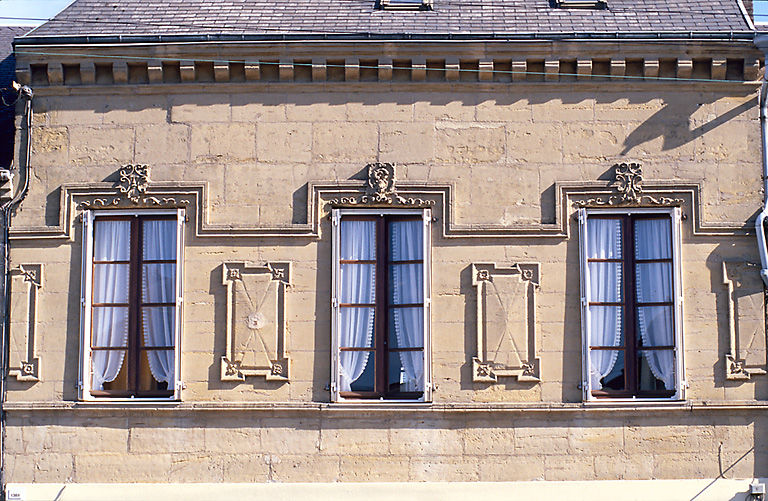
[621,96,757,155]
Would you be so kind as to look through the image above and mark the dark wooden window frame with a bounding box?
[338,214,426,400]
[588,213,677,399]
[89,214,176,398]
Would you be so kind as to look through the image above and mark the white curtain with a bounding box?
[338,220,376,392]
[586,218,623,390]
[635,219,675,390]
[142,220,177,386]
[390,220,424,392]
[91,220,131,391]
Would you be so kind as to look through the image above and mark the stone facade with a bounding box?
[5,36,768,492]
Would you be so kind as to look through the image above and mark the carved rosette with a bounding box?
[572,162,684,208]
[329,163,435,208]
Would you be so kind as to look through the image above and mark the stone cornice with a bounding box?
[15,40,762,87]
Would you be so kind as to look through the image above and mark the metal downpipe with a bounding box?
[0,83,33,501]
[754,34,768,287]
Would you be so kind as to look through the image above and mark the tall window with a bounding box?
[578,208,684,400]
[80,210,183,400]
[331,209,431,402]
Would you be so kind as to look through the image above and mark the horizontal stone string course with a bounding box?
[18,56,760,86]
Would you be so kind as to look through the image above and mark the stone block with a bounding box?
[346,95,414,122]
[475,96,531,122]
[103,96,168,124]
[204,423,262,453]
[75,453,173,482]
[390,422,463,455]
[312,122,377,162]
[190,123,256,162]
[69,126,134,165]
[409,456,478,482]
[231,94,288,122]
[477,454,546,481]
[269,453,339,482]
[339,455,410,481]
[380,122,434,163]
[413,94,476,121]
[544,454,597,481]
[507,122,562,164]
[285,94,347,122]
[171,95,231,123]
[261,418,321,454]
[515,425,570,455]
[33,453,74,482]
[320,419,390,454]
[463,422,515,455]
[45,424,129,453]
[562,122,625,163]
[532,97,595,122]
[257,122,312,163]
[434,124,505,164]
[31,126,68,166]
[169,453,223,482]
[129,426,205,454]
[136,124,189,164]
[220,454,271,482]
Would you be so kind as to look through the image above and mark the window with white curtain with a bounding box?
[79,210,184,400]
[330,209,432,402]
[578,208,684,401]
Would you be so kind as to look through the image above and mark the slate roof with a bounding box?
[1,26,29,169]
[21,0,752,39]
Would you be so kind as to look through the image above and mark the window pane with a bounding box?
[340,220,376,260]
[638,349,675,391]
[92,306,129,348]
[339,263,375,304]
[142,263,176,303]
[586,218,622,259]
[637,305,674,347]
[139,350,172,391]
[389,263,423,304]
[339,308,375,348]
[588,262,622,302]
[590,349,624,391]
[341,350,374,391]
[389,307,424,349]
[388,350,424,393]
[91,349,127,391]
[635,262,672,303]
[141,306,175,347]
[93,264,130,303]
[634,218,671,260]
[142,219,177,261]
[389,219,423,261]
[94,220,130,261]
[588,305,623,347]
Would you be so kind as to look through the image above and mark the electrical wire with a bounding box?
[13,49,756,84]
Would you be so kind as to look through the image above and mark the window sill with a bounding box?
[5,400,768,413]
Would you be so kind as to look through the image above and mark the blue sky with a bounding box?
[0,0,75,26]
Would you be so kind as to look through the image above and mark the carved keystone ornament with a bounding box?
[78,164,191,209]
[573,162,684,208]
[329,163,435,207]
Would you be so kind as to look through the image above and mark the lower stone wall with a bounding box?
[4,409,766,483]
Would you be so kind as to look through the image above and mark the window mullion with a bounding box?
[129,217,141,396]
[375,216,388,396]
[625,215,638,396]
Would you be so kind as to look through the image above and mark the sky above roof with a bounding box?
[0,0,75,27]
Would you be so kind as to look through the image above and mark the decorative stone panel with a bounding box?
[471,263,541,383]
[220,261,291,382]
[8,264,42,382]
[722,261,767,380]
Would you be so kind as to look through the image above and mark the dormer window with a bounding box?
[378,0,433,11]
[551,0,607,9]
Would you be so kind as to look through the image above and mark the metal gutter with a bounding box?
[12,30,757,46]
